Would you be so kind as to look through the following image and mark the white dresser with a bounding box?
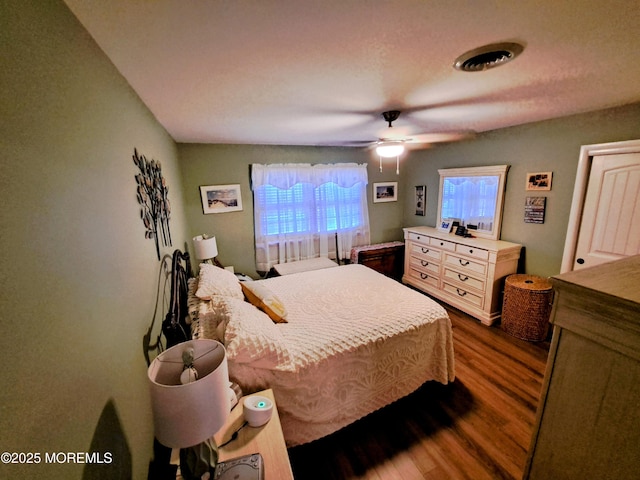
[403,226,521,325]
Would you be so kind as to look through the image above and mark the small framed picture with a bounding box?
[524,196,547,224]
[437,219,453,233]
[415,185,426,216]
[526,172,552,191]
[373,182,398,203]
[200,184,243,214]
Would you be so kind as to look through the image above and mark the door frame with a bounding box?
[561,139,640,273]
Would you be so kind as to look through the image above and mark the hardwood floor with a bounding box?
[287,306,550,480]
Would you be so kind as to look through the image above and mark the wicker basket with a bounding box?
[501,274,554,341]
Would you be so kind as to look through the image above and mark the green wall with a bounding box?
[178,143,405,278]
[400,103,640,277]
[0,1,189,478]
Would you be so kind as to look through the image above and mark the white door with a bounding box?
[562,140,640,272]
[573,153,640,269]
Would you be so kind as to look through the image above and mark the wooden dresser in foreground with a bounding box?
[524,255,640,480]
[403,226,521,325]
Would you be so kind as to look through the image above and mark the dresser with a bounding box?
[403,226,521,325]
[523,256,640,480]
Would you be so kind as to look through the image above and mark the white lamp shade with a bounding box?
[148,340,229,448]
[376,141,405,158]
[193,235,218,260]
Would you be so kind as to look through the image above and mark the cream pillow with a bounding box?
[241,282,288,323]
[195,263,243,300]
[222,298,293,370]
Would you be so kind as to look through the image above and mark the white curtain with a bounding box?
[252,163,370,272]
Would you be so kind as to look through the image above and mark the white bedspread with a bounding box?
[194,264,455,446]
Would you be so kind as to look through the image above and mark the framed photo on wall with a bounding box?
[526,172,552,191]
[415,185,426,216]
[200,184,243,214]
[373,182,398,203]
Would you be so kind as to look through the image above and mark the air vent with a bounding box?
[454,42,524,72]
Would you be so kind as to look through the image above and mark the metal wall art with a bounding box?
[133,148,172,259]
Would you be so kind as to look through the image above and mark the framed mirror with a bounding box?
[437,165,510,241]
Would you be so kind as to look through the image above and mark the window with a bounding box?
[251,163,370,271]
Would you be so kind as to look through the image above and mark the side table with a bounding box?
[214,389,293,479]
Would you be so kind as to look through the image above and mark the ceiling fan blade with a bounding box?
[406,131,476,144]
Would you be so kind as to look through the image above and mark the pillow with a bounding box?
[192,296,229,342]
[241,282,288,323]
[222,298,293,370]
[195,263,243,300]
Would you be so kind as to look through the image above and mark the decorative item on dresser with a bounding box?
[524,255,640,480]
[403,226,521,325]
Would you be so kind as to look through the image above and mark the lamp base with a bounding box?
[179,438,218,480]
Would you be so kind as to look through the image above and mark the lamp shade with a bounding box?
[193,235,218,261]
[148,340,229,448]
[376,141,405,158]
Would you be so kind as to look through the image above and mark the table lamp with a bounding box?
[148,339,230,480]
[193,234,224,268]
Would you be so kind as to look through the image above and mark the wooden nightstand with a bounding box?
[214,389,293,479]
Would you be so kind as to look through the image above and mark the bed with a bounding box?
[187,261,455,447]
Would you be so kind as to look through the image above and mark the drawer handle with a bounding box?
[421,247,430,254]
[421,260,429,267]
[440,242,444,246]
[458,274,469,281]
[459,259,470,266]
[420,273,429,280]
[469,249,473,254]
[456,288,467,297]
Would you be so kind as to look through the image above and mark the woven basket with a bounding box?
[501,274,554,341]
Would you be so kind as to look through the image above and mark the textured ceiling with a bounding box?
[64,0,640,148]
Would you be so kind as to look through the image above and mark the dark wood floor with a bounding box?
[287,306,550,480]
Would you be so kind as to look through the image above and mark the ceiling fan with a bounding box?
[358,110,473,173]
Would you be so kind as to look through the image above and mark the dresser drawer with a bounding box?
[444,253,487,276]
[455,243,489,261]
[410,242,441,261]
[430,237,456,251]
[443,267,485,292]
[442,281,484,308]
[410,255,440,275]
[408,232,430,245]
[407,267,439,288]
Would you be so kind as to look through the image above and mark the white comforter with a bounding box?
[194,264,455,446]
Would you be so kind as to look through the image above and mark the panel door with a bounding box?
[573,152,640,269]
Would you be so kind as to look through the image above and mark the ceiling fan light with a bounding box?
[376,141,405,158]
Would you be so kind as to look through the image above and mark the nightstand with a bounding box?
[214,389,293,480]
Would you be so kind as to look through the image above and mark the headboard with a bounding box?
[143,249,193,366]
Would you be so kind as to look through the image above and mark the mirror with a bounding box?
[437,165,509,241]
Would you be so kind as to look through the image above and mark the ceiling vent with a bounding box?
[454,42,524,72]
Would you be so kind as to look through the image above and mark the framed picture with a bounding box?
[524,196,547,224]
[437,219,453,233]
[200,184,243,214]
[526,171,552,191]
[415,185,426,216]
[373,182,398,203]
